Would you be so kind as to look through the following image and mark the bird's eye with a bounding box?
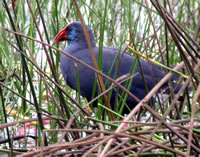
[66,27,72,32]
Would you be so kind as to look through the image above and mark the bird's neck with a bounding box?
[66,40,96,53]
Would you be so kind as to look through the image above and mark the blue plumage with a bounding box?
[55,22,180,114]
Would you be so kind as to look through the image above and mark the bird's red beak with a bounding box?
[54,29,67,43]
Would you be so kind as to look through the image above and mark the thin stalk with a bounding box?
[75,63,82,105]
[0,87,13,155]
[3,0,47,146]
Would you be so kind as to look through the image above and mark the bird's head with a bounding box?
[54,22,96,47]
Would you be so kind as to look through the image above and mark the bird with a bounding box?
[54,22,181,114]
